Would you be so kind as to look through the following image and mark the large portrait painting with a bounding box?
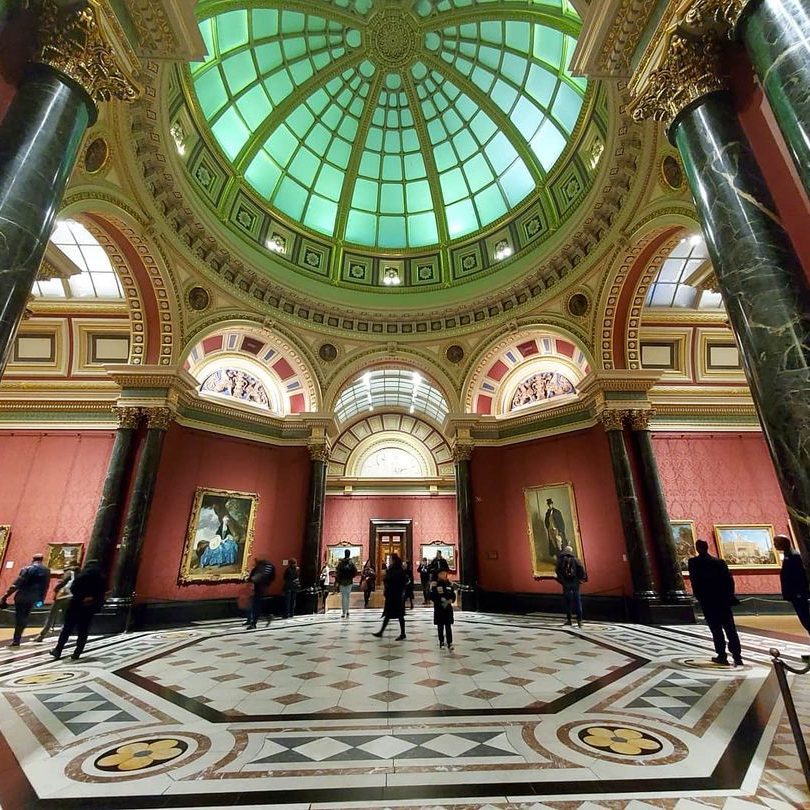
[671,520,697,573]
[525,482,584,577]
[326,544,362,570]
[46,542,83,575]
[179,488,258,584]
[419,542,456,571]
[714,524,778,568]
[0,525,11,567]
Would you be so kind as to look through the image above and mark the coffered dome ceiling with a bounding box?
[165,0,611,307]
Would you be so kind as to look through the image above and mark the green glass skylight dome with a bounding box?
[189,0,586,251]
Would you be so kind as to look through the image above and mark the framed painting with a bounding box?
[524,482,584,578]
[714,524,779,568]
[46,542,83,575]
[326,544,362,570]
[178,488,258,584]
[671,520,697,573]
[419,542,456,571]
[0,525,11,567]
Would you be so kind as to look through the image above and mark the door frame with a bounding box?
[368,519,413,570]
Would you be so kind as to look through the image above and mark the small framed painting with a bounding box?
[0,525,10,567]
[327,544,362,569]
[670,520,697,573]
[714,524,779,568]
[178,488,258,584]
[419,542,456,571]
[46,542,84,575]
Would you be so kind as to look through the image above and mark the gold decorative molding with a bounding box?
[32,1,142,105]
[114,405,142,429]
[627,408,654,431]
[597,409,627,432]
[308,442,331,463]
[452,443,474,462]
[630,30,726,132]
[145,406,173,430]
[681,0,750,34]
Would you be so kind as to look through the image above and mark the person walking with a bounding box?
[404,559,415,610]
[554,545,587,627]
[372,553,407,640]
[335,550,357,618]
[418,557,431,604]
[688,539,744,666]
[245,557,275,629]
[35,565,77,642]
[0,553,50,647]
[430,568,457,649]
[50,560,105,660]
[774,534,810,635]
[283,558,300,619]
[360,559,376,607]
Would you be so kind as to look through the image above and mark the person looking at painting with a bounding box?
[372,553,407,640]
[0,552,50,647]
[774,534,810,635]
[544,498,567,556]
[688,539,744,666]
[335,549,358,619]
[35,564,77,643]
[283,558,300,619]
[199,498,240,568]
[554,545,587,628]
[245,557,275,629]
[49,559,105,661]
[428,550,449,583]
[430,568,457,650]
[360,559,376,607]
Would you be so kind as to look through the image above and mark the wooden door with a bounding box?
[376,531,405,574]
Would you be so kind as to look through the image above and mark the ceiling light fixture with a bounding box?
[494,239,513,261]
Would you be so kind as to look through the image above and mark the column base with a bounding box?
[663,590,693,605]
[94,598,134,634]
[632,598,696,625]
[460,589,478,612]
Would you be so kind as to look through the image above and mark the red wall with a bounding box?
[471,427,633,597]
[323,495,457,564]
[653,432,788,593]
[134,425,310,602]
[0,431,114,598]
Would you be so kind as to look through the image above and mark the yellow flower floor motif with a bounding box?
[95,738,188,772]
[579,726,663,756]
[9,671,79,687]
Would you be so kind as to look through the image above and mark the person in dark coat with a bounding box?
[1,553,50,647]
[427,551,449,582]
[774,534,810,634]
[50,560,105,660]
[430,568,457,649]
[372,553,407,640]
[554,545,587,627]
[246,558,275,628]
[417,557,431,604]
[360,559,376,607]
[282,559,300,619]
[687,539,743,666]
[404,559,415,609]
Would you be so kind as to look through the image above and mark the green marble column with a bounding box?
[600,412,658,603]
[301,447,328,592]
[737,0,810,198]
[108,409,172,608]
[670,91,810,558]
[0,65,93,373]
[454,445,478,611]
[85,407,141,573]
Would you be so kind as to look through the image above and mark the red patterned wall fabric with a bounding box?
[652,432,787,593]
[0,431,114,599]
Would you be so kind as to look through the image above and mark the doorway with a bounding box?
[369,519,413,575]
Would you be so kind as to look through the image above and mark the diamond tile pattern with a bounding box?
[35,684,139,735]
[626,672,718,718]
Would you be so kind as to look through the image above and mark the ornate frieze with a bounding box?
[114,406,142,429]
[682,0,751,35]
[31,0,141,105]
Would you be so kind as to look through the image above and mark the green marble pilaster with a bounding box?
[671,91,810,558]
[455,449,478,610]
[0,65,94,374]
[301,455,327,588]
[738,0,810,198]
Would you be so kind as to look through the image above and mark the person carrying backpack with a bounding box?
[554,545,587,628]
[0,553,50,647]
[334,550,358,618]
[245,557,275,629]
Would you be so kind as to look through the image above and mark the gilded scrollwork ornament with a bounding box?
[145,407,173,431]
[30,0,141,106]
[597,410,627,432]
[114,406,142,430]
[627,409,655,431]
[681,0,751,36]
[452,443,474,463]
[631,30,726,132]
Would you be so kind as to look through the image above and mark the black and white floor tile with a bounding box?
[0,609,808,808]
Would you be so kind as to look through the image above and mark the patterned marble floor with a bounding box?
[0,608,808,809]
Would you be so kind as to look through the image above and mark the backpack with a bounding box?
[559,555,578,582]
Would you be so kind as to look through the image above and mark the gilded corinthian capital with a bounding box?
[631,30,726,133]
[681,0,751,35]
[31,0,141,105]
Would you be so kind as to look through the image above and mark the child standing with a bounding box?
[430,569,456,650]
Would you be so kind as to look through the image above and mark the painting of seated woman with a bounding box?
[178,488,258,584]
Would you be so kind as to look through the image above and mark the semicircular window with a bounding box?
[360,446,424,477]
[510,371,575,411]
[189,1,585,249]
[201,368,271,409]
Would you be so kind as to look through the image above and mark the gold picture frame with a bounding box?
[670,519,697,573]
[419,541,457,571]
[326,544,362,570]
[714,524,779,569]
[46,542,84,575]
[524,482,584,578]
[178,487,258,584]
[0,525,10,568]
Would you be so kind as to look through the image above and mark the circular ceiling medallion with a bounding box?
[84,136,109,174]
[187,286,211,311]
[661,154,685,190]
[567,292,590,317]
[368,9,418,69]
[445,344,464,364]
[319,342,338,362]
